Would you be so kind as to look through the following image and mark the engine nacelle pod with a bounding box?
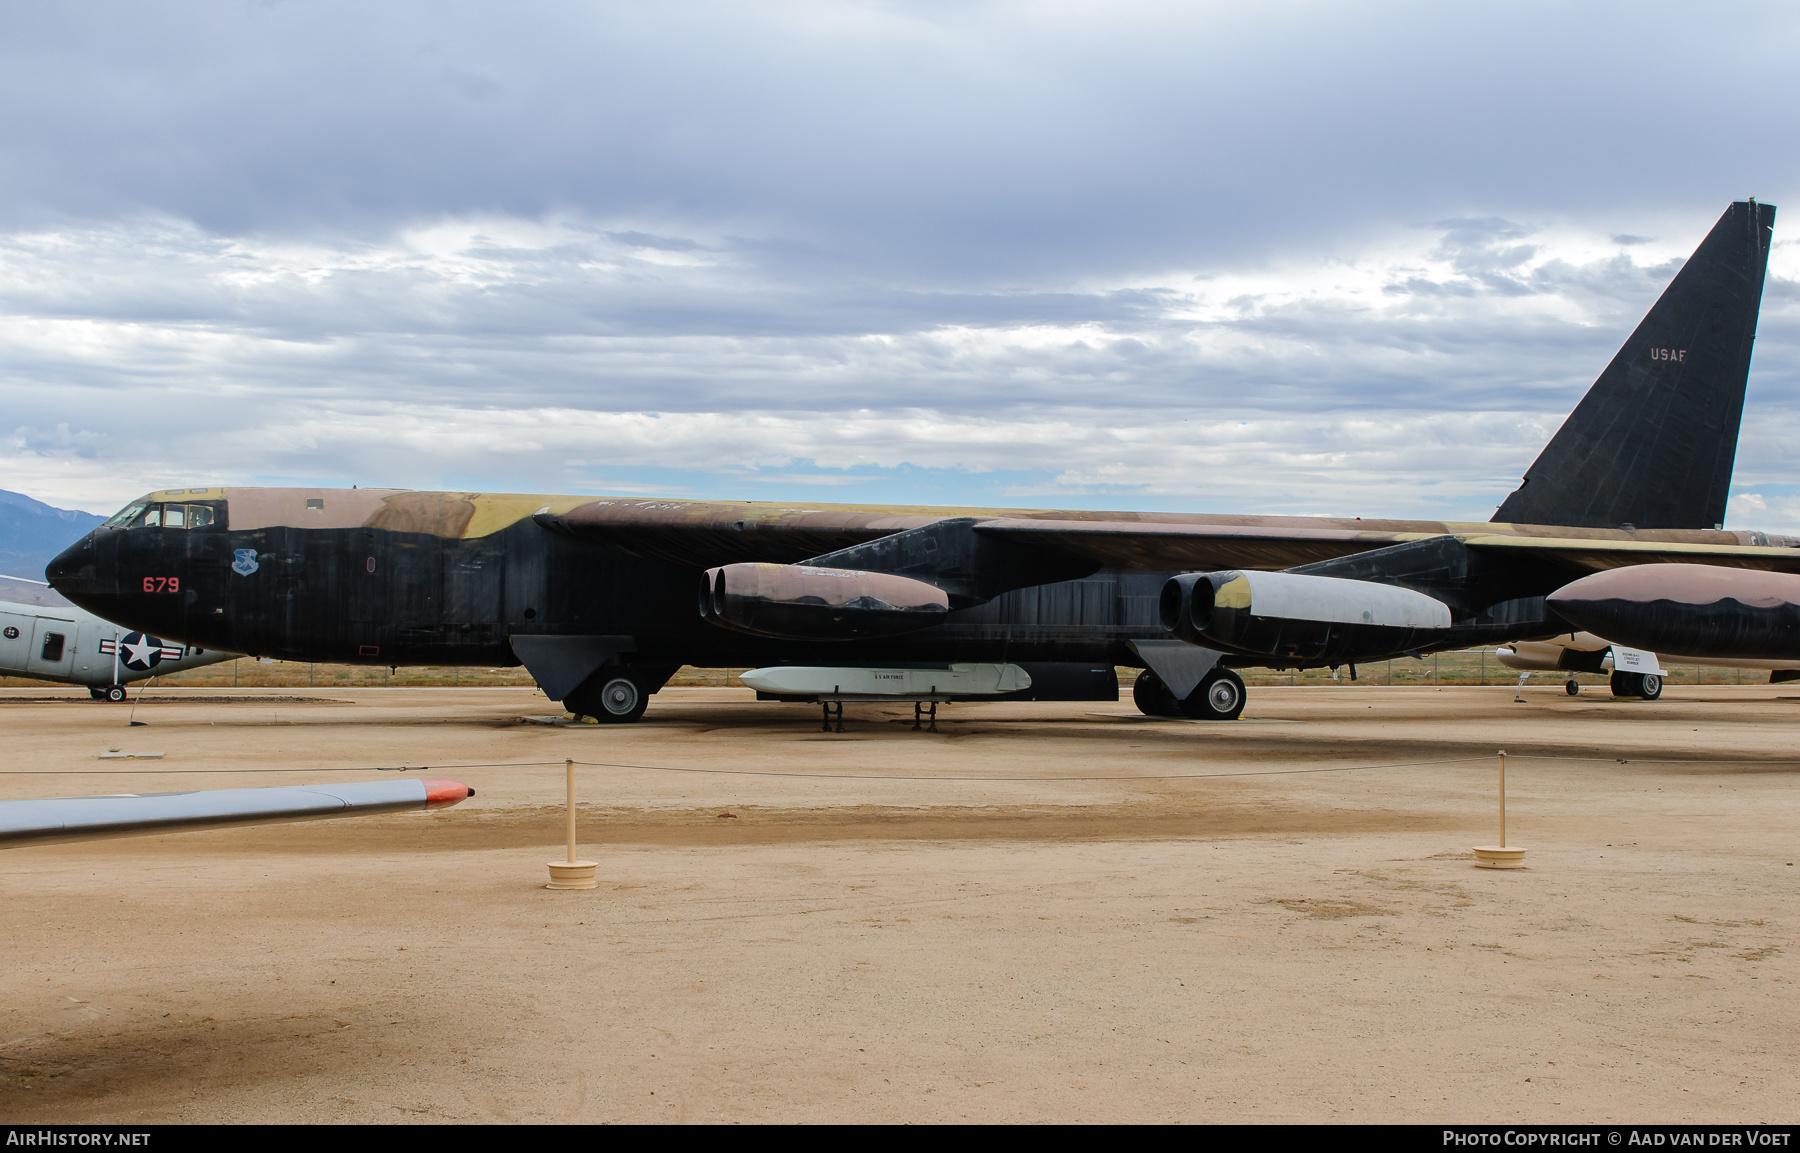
[1162,569,1453,663]
[1549,564,1800,660]
[700,563,950,641]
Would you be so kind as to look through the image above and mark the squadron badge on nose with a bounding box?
[232,548,260,576]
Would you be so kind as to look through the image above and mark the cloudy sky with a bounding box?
[2,1,1797,528]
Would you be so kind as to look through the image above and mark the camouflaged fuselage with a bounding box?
[44,486,1800,671]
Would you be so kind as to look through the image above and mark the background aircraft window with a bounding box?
[163,504,187,529]
[103,503,146,529]
[40,633,64,662]
[306,498,325,511]
[187,504,215,528]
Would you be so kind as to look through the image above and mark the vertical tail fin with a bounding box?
[1493,200,1775,529]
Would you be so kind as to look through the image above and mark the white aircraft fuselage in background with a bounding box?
[0,575,233,699]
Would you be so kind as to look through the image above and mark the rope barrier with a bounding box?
[554,755,1494,782]
[10,752,1799,780]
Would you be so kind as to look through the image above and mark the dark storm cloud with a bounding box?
[2,1,1796,274]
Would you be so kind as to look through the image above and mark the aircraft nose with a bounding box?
[44,531,96,594]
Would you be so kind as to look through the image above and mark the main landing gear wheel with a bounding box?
[1182,668,1246,721]
[1565,679,1580,696]
[91,685,127,702]
[566,669,649,724]
[1610,671,1662,700]
[1132,669,1181,717]
[1133,668,1247,721]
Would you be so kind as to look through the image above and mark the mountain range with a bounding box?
[0,490,104,584]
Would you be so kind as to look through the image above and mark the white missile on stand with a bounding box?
[739,663,1032,700]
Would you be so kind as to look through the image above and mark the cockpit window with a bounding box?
[111,501,226,530]
[102,503,146,529]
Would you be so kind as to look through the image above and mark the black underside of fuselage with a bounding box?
[48,520,1168,668]
[48,520,1570,673]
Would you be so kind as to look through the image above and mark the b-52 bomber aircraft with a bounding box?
[46,201,1794,725]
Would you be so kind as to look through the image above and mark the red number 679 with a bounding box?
[142,576,180,593]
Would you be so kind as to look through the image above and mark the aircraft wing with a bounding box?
[969,518,1429,571]
[543,500,1429,571]
[545,499,1800,610]
[1459,534,1800,574]
[542,500,943,566]
[0,778,473,848]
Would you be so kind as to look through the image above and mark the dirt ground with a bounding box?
[0,682,1794,1123]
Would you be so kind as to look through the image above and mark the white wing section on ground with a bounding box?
[0,778,473,848]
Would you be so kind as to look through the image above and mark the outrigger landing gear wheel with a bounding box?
[1565,679,1580,696]
[565,668,649,723]
[1181,668,1246,720]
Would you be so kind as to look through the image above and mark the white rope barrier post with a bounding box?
[1473,749,1527,868]
[546,758,598,889]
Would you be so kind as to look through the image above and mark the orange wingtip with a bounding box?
[421,778,475,808]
